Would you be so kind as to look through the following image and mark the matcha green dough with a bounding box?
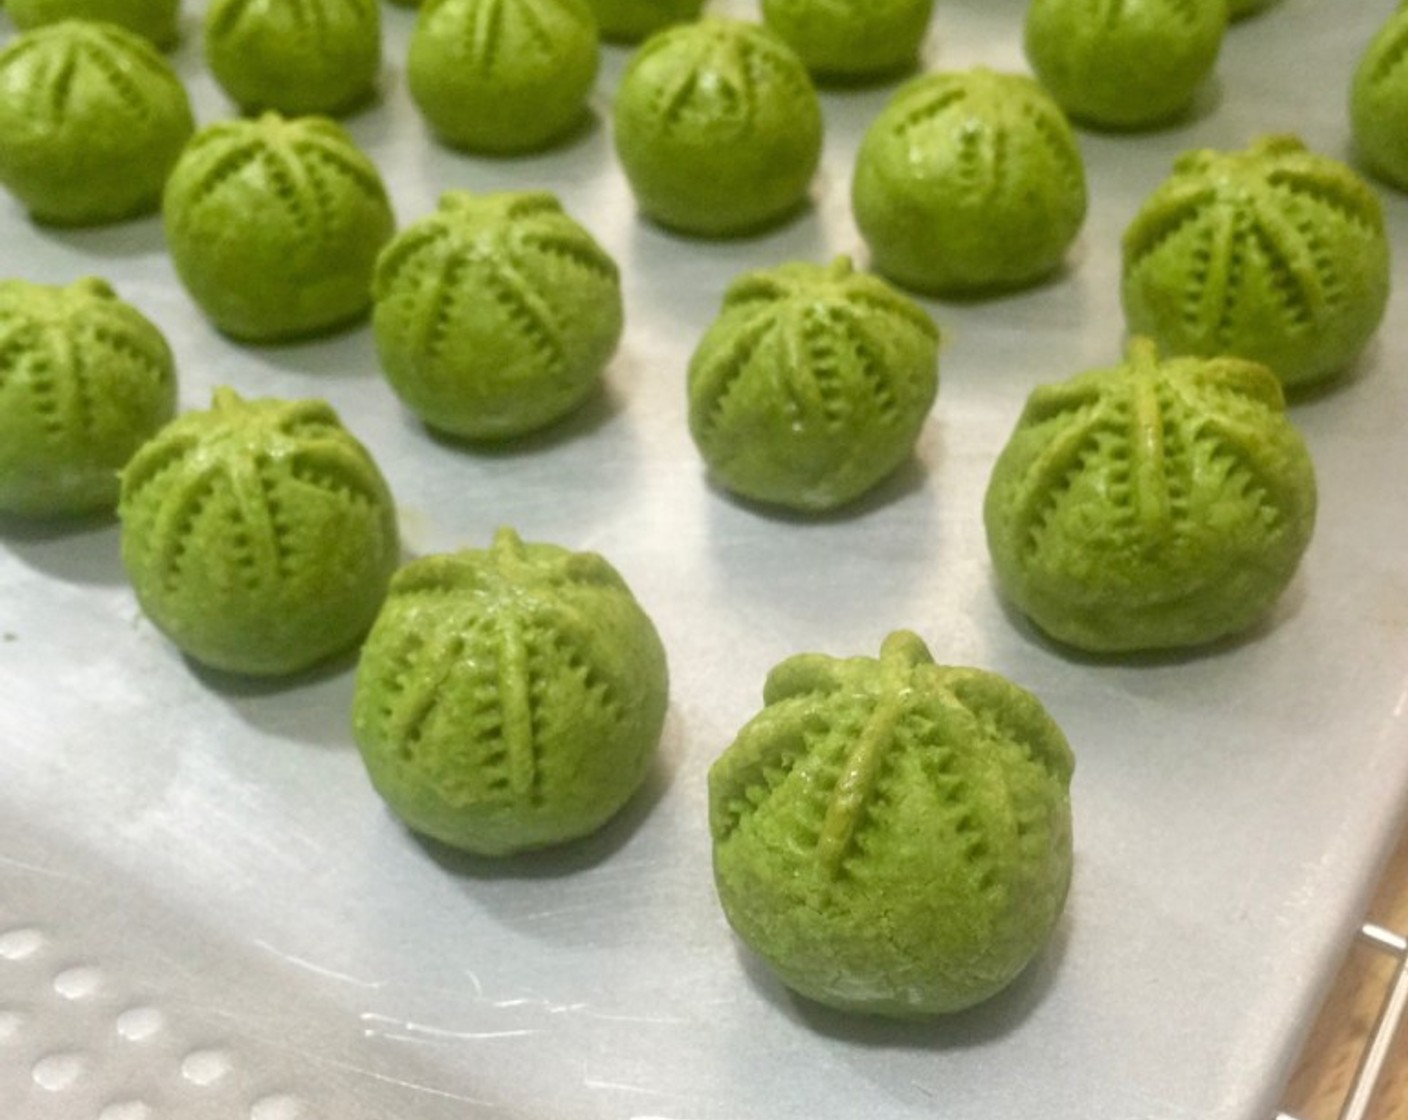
[119,387,400,677]
[585,0,703,42]
[612,18,823,237]
[0,21,194,226]
[1351,2,1408,193]
[408,0,599,154]
[163,113,395,343]
[1024,0,1226,130]
[0,278,176,519]
[352,527,670,856]
[688,256,939,512]
[709,630,1074,1017]
[983,338,1317,654]
[373,190,623,440]
[6,0,181,48]
[761,0,934,81]
[852,68,1087,295]
[1121,135,1390,391]
[204,0,381,117]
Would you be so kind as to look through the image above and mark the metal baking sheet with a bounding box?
[3,1,1407,1118]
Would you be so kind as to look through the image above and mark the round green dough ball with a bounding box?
[852,68,1087,296]
[585,0,702,42]
[204,0,381,117]
[372,190,623,440]
[0,278,176,519]
[119,387,400,677]
[6,0,181,48]
[709,630,1075,1017]
[983,338,1318,654]
[612,18,823,237]
[688,256,939,512]
[0,21,194,226]
[407,0,598,154]
[1121,135,1390,390]
[163,113,396,343]
[1023,0,1226,130]
[352,527,670,856]
[1351,2,1408,193]
[760,0,934,82]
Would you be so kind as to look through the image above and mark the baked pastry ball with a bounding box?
[119,387,400,676]
[0,278,176,518]
[408,0,598,154]
[709,630,1074,1017]
[688,256,939,512]
[760,0,934,82]
[983,338,1317,654]
[0,21,194,225]
[6,0,181,48]
[1024,0,1226,130]
[372,191,622,440]
[163,114,395,343]
[585,0,703,42]
[352,527,670,856]
[204,0,381,117]
[612,18,823,237]
[1122,135,1390,391]
[852,68,1087,296]
[1352,3,1408,193]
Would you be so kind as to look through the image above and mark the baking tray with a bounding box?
[3,1,1407,1118]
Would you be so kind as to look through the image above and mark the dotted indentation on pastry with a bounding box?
[177,120,388,250]
[427,0,581,72]
[1124,145,1385,352]
[208,0,377,41]
[1363,16,1408,88]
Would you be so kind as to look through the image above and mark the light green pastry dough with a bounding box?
[612,18,823,237]
[408,0,599,154]
[760,0,934,81]
[983,338,1317,653]
[585,0,703,42]
[352,527,670,856]
[851,68,1087,295]
[0,278,176,519]
[162,113,395,343]
[1121,135,1390,390]
[6,0,181,48]
[1024,0,1226,130]
[372,191,623,441]
[204,0,382,117]
[1351,1,1408,193]
[119,387,400,677]
[687,256,939,512]
[0,21,194,226]
[709,630,1074,1017]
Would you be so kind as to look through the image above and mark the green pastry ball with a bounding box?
[0,278,176,518]
[852,68,1087,296]
[1121,135,1390,391]
[983,338,1317,654]
[352,527,670,856]
[408,0,599,154]
[1023,0,1226,130]
[163,114,395,342]
[0,21,194,226]
[119,387,400,676]
[373,191,622,440]
[613,18,823,237]
[6,0,181,48]
[1352,2,1408,193]
[688,256,939,512]
[760,0,934,82]
[709,630,1074,1017]
[586,0,702,42]
[204,0,381,117]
